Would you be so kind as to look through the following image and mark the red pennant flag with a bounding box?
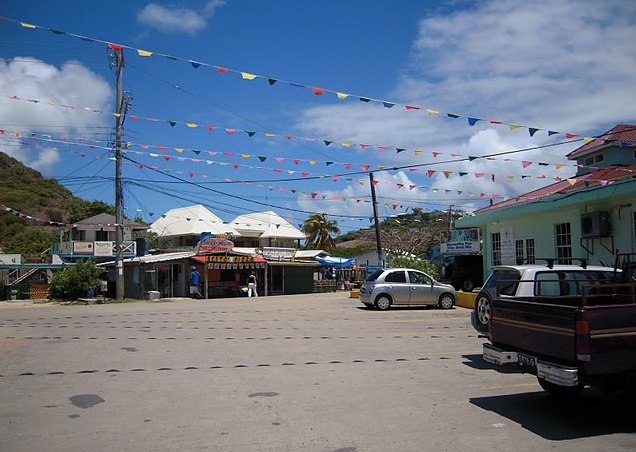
[302,172,309,177]
[206,125,217,131]
[565,133,576,139]
[157,146,166,151]
[225,128,235,135]
[189,172,195,177]
[427,170,436,177]
[130,115,138,121]
[293,159,301,165]
[151,166,158,171]
[312,87,325,95]
[332,176,340,182]
[396,183,404,189]
[392,204,398,209]
[432,152,441,158]
[475,172,484,178]
[223,152,234,156]
[139,163,145,169]
[208,151,217,156]
[359,144,370,149]
[275,157,285,163]
[311,192,318,199]
[141,145,149,149]
[344,163,352,169]
[522,161,532,168]
[108,43,123,51]
[217,67,228,73]
[480,193,486,197]
[274,168,282,173]
[163,155,170,161]
[233,164,240,169]
[405,105,420,110]
[489,119,502,124]
[361,164,370,171]
[371,180,379,186]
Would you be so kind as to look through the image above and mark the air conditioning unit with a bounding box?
[581,211,611,238]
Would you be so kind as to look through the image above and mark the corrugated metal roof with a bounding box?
[474,164,636,214]
[567,124,636,158]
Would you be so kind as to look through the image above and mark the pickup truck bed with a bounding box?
[484,284,636,392]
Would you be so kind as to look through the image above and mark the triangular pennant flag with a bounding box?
[467,117,480,126]
[311,192,318,199]
[522,161,532,168]
[359,97,371,102]
[241,154,251,159]
[168,120,176,127]
[326,161,334,166]
[468,156,478,161]
[336,92,349,100]
[459,172,468,177]
[323,140,332,146]
[175,148,184,153]
[382,102,395,108]
[432,152,441,158]
[186,123,198,128]
[565,133,576,139]
[371,180,379,186]
[509,124,522,132]
[475,172,484,178]
[258,156,267,162]
[447,113,460,119]
[241,72,257,80]
[246,131,256,137]
[312,87,325,95]
[529,128,540,137]
[225,128,235,135]
[137,49,153,57]
[344,163,352,169]
[396,148,406,153]
[555,163,566,170]
[414,149,423,156]
[396,183,404,189]
[443,171,452,178]
[192,150,201,155]
[427,170,436,177]
[309,160,317,166]
[361,164,370,171]
[567,178,577,185]
[190,61,201,68]
[426,109,439,115]
[548,130,558,136]
[409,185,416,190]
[405,105,420,110]
[268,78,277,85]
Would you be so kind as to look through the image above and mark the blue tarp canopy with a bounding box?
[316,256,355,268]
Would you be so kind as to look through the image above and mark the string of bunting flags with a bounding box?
[1,16,585,139]
[6,131,596,201]
[0,95,598,171]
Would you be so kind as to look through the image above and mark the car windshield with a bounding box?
[365,269,384,282]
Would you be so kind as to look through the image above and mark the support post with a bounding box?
[369,172,383,267]
[113,48,125,302]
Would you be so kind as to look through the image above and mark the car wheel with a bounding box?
[438,293,455,309]
[374,294,392,311]
[537,377,584,397]
[474,293,492,332]
[462,279,475,292]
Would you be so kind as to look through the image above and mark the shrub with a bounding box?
[49,260,103,300]
[386,255,440,279]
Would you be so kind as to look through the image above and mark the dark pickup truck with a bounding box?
[483,254,636,396]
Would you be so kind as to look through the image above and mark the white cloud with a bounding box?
[294,0,636,214]
[137,1,226,35]
[0,57,112,172]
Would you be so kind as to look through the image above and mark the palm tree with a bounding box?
[302,213,340,250]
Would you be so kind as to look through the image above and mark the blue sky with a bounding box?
[1,0,635,233]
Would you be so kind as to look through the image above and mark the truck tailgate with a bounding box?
[490,298,576,363]
[585,304,636,375]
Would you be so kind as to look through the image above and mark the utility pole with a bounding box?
[448,204,454,234]
[369,172,384,267]
[113,48,125,302]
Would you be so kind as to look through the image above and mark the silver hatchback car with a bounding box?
[359,268,456,310]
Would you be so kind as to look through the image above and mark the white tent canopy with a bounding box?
[150,205,237,237]
[229,211,305,240]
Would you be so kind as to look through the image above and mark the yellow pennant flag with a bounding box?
[414,149,423,155]
[20,22,36,29]
[486,157,496,160]
[175,148,184,153]
[341,142,353,148]
[309,160,317,166]
[555,163,566,170]
[336,92,349,100]
[507,175,515,180]
[241,154,251,159]
[112,113,121,118]
[583,136,594,143]
[136,49,153,57]
[567,178,577,185]
[509,124,522,132]
[426,109,439,115]
[186,123,198,128]
[241,72,257,80]
[443,171,452,178]
[377,165,386,170]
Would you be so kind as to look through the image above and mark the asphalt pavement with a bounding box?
[0,292,634,451]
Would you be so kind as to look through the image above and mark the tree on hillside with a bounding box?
[302,213,340,250]
[67,200,115,223]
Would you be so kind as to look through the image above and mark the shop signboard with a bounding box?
[196,234,234,254]
[262,247,295,261]
[73,241,94,255]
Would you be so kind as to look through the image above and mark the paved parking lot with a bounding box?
[1,293,634,451]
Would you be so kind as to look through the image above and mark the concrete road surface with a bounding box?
[1,293,634,451]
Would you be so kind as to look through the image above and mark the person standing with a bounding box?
[247,271,258,297]
[190,266,201,299]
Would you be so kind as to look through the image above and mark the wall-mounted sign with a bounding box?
[0,254,22,264]
[441,228,481,255]
[501,225,515,265]
[203,255,257,263]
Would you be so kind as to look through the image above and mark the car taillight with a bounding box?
[575,316,591,362]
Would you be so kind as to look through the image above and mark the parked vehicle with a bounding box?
[359,268,456,310]
[440,254,483,292]
[482,254,636,396]
[471,259,616,333]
